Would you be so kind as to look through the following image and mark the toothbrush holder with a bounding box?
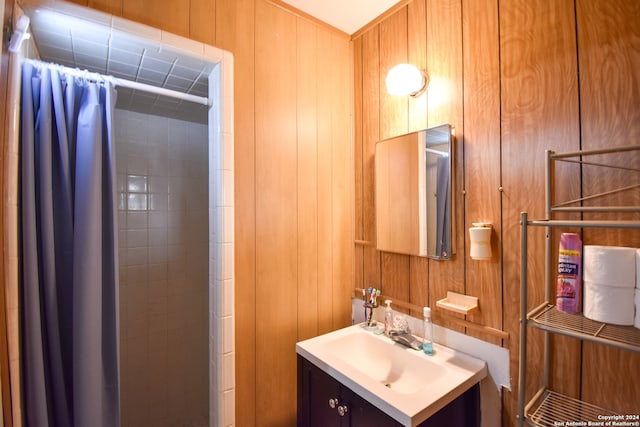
[363,302,378,327]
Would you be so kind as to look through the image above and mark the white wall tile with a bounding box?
[148,193,168,211]
[111,18,161,42]
[148,228,168,247]
[148,262,167,282]
[223,169,234,207]
[210,361,220,425]
[211,280,223,319]
[222,352,234,391]
[127,193,147,210]
[126,265,148,286]
[222,315,234,354]
[222,279,233,318]
[126,247,148,265]
[50,1,113,27]
[210,207,223,244]
[115,108,210,426]
[160,31,204,57]
[148,211,168,228]
[126,211,147,229]
[223,389,235,427]
[126,229,147,248]
[221,131,234,172]
[210,307,219,348]
[222,206,234,243]
[147,175,168,194]
[148,156,169,176]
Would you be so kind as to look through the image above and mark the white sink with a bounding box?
[296,324,487,427]
[322,329,445,394]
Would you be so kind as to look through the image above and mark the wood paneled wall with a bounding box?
[575,0,640,414]
[353,1,640,426]
[45,0,353,426]
[499,0,583,421]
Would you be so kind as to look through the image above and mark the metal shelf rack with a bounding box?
[528,303,640,352]
[525,388,620,427]
[516,145,640,427]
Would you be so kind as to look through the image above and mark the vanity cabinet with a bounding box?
[297,355,480,427]
[298,355,400,427]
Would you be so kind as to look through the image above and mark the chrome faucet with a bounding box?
[389,329,422,350]
[388,315,422,351]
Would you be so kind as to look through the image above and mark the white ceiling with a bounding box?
[21,1,214,124]
[280,0,402,34]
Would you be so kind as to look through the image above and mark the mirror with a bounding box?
[374,124,454,259]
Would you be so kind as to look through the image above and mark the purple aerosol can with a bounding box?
[556,233,582,314]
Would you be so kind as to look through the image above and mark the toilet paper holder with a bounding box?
[469,222,492,260]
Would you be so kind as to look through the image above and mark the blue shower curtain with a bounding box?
[19,61,120,427]
[435,155,451,258]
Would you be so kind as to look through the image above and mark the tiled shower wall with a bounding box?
[115,109,209,427]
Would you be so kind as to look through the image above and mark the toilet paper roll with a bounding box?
[635,289,640,329]
[583,245,636,287]
[584,281,635,326]
[469,226,492,260]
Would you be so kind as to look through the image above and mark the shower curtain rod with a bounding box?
[111,76,211,107]
[25,59,212,107]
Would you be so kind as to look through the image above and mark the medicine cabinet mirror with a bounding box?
[375,124,454,259]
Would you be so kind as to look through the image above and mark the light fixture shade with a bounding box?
[385,64,428,97]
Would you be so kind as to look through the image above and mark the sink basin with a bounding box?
[323,330,444,394]
[296,324,487,427]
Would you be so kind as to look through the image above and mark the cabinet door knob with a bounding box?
[337,405,348,417]
[328,398,338,409]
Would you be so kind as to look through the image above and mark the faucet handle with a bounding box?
[392,315,410,333]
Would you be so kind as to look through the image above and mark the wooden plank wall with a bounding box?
[353,0,640,426]
[461,0,502,345]
[575,0,640,415]
[254,3,299,425]
[500,0,583,422]
[215,1,258,426]
[25,0,353,426]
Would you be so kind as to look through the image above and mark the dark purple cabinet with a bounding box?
[297,355,480,427]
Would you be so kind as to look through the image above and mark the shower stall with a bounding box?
[4,1,234,425]
[115,109,210,426]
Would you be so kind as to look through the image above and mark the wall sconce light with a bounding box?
[385,64,429,97]
[469,222,492,261]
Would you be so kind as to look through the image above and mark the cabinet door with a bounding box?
[345,387,402,427]
[418,382,480,427]
[298,356,401,427]
[298,356,342,427]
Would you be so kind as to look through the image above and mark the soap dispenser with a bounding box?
[384,300,393,334]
